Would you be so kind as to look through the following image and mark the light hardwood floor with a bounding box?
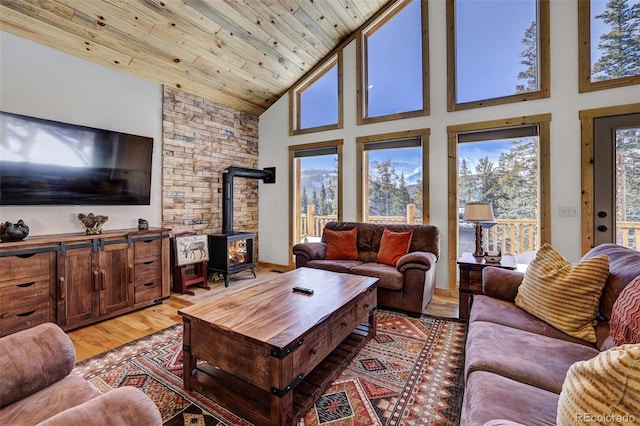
[68,267,459,362]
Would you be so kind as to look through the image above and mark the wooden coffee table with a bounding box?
[178,267,378,426]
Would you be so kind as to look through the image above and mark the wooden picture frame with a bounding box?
[175,234,209,266]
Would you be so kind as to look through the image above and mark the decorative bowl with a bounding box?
[78,213,109,235]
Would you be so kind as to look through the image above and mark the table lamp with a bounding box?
[463,202,496,258]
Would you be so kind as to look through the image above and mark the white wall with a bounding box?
[0,31,163,235]
[258,0,640,289]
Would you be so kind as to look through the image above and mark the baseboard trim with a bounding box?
[256,261,292,272]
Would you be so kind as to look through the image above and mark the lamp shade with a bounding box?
[463,202,496,223]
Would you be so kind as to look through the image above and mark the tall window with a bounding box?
[289,141,343,264]
[447,0,550,111]
[357,0,429,124]
[578,0,640,92]
[356,129,429,224]
[447,115,551,292]
[289,52,343,135]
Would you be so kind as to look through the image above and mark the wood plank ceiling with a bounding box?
[0,0,391,116]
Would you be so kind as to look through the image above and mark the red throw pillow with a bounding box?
[377,228,413,267]
[324,228,358,260]
[610,275,640,345]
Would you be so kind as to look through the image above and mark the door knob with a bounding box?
[597,225,608,232]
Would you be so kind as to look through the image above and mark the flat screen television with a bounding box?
[0,111,153,206]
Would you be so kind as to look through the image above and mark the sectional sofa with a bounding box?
[463,243,640,424]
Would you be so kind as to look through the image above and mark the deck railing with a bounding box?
[481,219,538,254]
[300,206,640,253]
[617,221,640,251]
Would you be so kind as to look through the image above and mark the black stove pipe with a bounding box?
[222,166,275,235]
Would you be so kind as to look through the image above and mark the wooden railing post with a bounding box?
[307,204,316,237]
[406,204,416,224]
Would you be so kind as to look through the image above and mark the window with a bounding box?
[447,115,551,292]
[289,52,343,135]
[356,129,429,224]
[446,0,550,111]
[289,140,343,264]
[578,0,640,92]
[357,0,429,124]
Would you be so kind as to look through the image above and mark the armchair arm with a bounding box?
[396,251,437,273]
[0,323,75,408]
[482,267,525,302]
[38,387,162,426]
[292,242,326,267]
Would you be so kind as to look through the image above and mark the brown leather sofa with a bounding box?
[0,322,162,425]
[463,244,640,425]
[292,221,440,316]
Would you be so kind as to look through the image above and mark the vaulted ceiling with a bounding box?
[0,0,392,116]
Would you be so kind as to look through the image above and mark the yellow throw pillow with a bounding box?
[557,344,640,425]
[514,244,609,343]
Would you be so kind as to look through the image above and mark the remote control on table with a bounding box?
[292,286,314,295]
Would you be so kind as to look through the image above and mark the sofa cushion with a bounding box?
[470,295,594,347]
[0,322,76,407]
[307,259,363,274]
[38,386,163,426]
[515,244,609,343]
[0,374,99,426]
[377,228,412,266]
[465,321,599,393]
[324,228,358,260]
[556,344,640,425]
[349,262,404,290]
[610,275,640,345]
[465,371,558,426]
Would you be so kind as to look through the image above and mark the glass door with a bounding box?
[593,113,640,250]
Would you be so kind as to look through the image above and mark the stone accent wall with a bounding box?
[162,87,260,248]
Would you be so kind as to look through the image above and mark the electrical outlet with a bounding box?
[559,206,578,217]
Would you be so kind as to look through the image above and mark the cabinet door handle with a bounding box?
[101,270,106,290]
[59,277,66,300]
[341,320,348,327]
[17,282,36,288]
[129,265,134,284]
[143,260,154,265]
[16,310,36,317]
[93,271,99,291]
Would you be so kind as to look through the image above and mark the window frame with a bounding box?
[446,0,550,112]
[289,51,343,136]
[578,1,640,93]
[447,114,552,293]
[356,128,430,223]
[356,0,430,125]
[288,139,344,267]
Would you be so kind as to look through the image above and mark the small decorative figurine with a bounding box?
[0,219,30,242]
[483,250,502,263]
[138,218,149,231]
[77,213,109,235]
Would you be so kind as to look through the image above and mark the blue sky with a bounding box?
[301,0,635,178]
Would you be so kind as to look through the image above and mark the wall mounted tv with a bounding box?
[0,111,153,206]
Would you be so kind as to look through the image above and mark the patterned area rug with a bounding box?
[74,310,467,425]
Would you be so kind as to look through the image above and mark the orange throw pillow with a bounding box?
[324,228,358,260]
[377,228,413,267]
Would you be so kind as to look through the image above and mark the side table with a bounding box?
[457,253,516,320]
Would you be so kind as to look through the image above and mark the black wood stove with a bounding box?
[208,166,275,287]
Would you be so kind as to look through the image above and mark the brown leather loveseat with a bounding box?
[0,322,162,425]
[292,221,440,316]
